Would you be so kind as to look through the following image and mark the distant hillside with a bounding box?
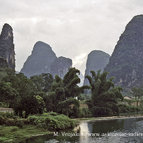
[0,24,15,70]
[84,50,110,86]
[50,56,72,78]
[105,15,143,90]
[21,41,72,77]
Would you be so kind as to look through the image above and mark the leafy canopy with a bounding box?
[86,70,123,117]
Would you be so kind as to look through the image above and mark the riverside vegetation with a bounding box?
[0,112,76,143]
[0,67,143,142]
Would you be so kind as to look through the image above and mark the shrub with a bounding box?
[92,106,113,117]
[118,104,130,113]
[43,112,58,116]
[11,126,19,132]
[0,115,5,125]
[79,108,91,118]
[118,104,140,113]
[128,106,139,112]
[0,112,16,119]
[27,112,77,131]
[27,115,39,125]
[0,112,24,127]
[5,119,15,126]
[15,119,24,128]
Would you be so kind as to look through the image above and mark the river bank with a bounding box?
[0,125,50,143]
[1,114,143,143]
[0,112,77,143]
[74,114,143,122]
[18,116,143,143]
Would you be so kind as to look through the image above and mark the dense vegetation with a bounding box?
[85,70,123,116]
[1,67,143,119]
[0,112,76,131]
[28,112,76,130]
[0,67,88,118]
[0,125,49,143]
[0,112,76,143]
[44,68,88,117]
[1,67,143,142]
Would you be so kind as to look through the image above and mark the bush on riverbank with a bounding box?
[0,112,77,130]
[118,104,141,113]
[0,112,77,143]
[27,112,77,131]
[0,125,49,143]
[0,112,28,128]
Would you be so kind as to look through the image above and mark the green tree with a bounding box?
[57,98,80,117]
[0,81,18,107]
[2,73,45,117]
[86,70,123,117]
[131,87,143,109]
[44,68,88,117]
[20,94,45,117]
[30,73,53,92]
[35,95,45,114]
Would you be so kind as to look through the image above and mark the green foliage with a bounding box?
[30,73,53,92]
[118,104,130,113]
[86,70,123,117]
[0,82,18,107]
[78,93,91,101]
[63,68,88,98]
[35,95,45,113]
[0,57,8,69]
[118,104,140,113]
[43,112,58,116]
[1,73,45,117]
[0,113,25,128]
[18,95,45,117]
[0,112,16,119]
[27,113,76,131]
[0,67,88,118]
[44,68,88,117]
[131,87,143,109]
[0,68,8,81]
[2,73,35,98]
[0,125,49,143]
[57,98,80,118]
[131,87,143,99]
[79,108,91,118]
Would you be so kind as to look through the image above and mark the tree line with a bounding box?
[0,67,124,118]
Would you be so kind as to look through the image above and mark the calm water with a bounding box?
[25,117,143,143]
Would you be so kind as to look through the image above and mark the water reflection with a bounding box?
[79,118,143,143]
[79,120,124,143]
[91,119,124,133]
[79,121,91,143]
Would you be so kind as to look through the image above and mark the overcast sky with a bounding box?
[0,0,143,74]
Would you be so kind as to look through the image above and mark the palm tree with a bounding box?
[86,70,123,117]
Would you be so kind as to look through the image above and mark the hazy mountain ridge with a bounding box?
[21,41,72,77]
[0,23,15,69]
[105,15,143,89]
[84,50,110,86]
[50,56,72,78]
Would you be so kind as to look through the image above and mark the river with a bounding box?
[25,117,143,143]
